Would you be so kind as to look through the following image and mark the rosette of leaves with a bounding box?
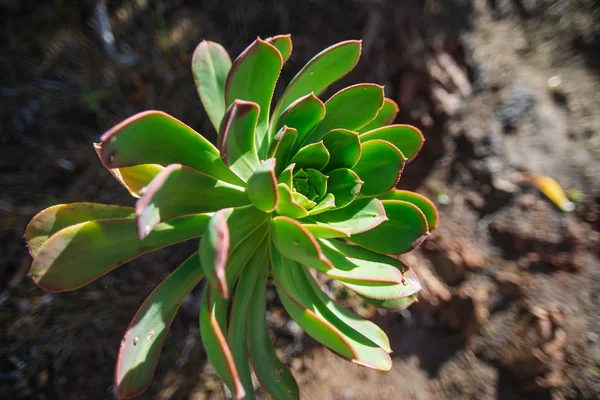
[24,34,438,399]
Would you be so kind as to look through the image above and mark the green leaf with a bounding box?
[272,40,362,122]
[248,261,299,399]
[359,125,424,162]
[322,129,361,171]
[344,268,421,301]
[349,200,429,254]
[25,203,135,259]
[269,126,298,175]
[275,183,309,219]
[357,98,399,133]
[200,209,231,298]
[200,285,246,400]
[307,193,336,216]
[302,84,384,146]
[135,164,248,239]
[274,93,325,147]
[219,100,260,182]
[310,198,387,235]
[301,223,351,238]
[380,190,438,230]
[292,192,316,210]
[290,141,329,170]
[265,34,293,64]
[99,111,244,186]
[271,216,332,271]
[325,168,363,209]
[225,38,283,158]
[352,140,405,197]
[363,294,419,311]
[29,214,211,292]
[246,158,278,212]
[228,241,268,398]
[192,40,232,131]
[116,252,204,399]
[277,163,295,187]
[305,168,327,200]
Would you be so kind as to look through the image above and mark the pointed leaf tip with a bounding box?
[200,209,232,298]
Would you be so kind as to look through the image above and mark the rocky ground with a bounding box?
[1,0,599,399]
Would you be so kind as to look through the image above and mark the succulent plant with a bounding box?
[24,34,438,399]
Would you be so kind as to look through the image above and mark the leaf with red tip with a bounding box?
[200,285,246,400]
[192,40,232,131]
[357,98,399,133]
[200,209,231,298]
[116,252,204,399]
[353,140,405,197]
[99,111,244,186]
[275,183,309,219]
[302,84,384,146]
[29,214,211,292]
[325,168,362,209]
[135,164,247,239]
[246,158,278,212]
[309,198,387,235]
[349,200,429,254]
[272,40,362,122]
[225,38,283,158]
[271,216,332,271]
[25,203,134,259]
[268,126,298,174]
[274,93,325,147]
[322,129,362,171]
[359,125,424,162]
[380,190,438,231]
[265,34,293,64]
[307,193,336,216]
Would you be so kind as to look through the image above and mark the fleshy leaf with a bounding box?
[219,100,260,181]
[357,98,399,133]
[116,252,204,399]
[200,209,231,298]
[248,262,299,399]
[25,203,134,259]
[277,163,295,187]
[269,126,298,174]
[304,169,327,200]
[349,200,429,254]
[343,268,421,301]
[192,40,232,131]
[322,129,361,171]
[301,223,351,238]
[359,125,424,162]
[380,190,438,231]
[200,285,246,399]
[99,111,243,186]
[325,168,363,209]
[274,93,325,147]
[363,294,419,311]
[135,164,247,239]
[272,40,362,122]
[246,158,278,212]
[307,193,336,216]
[290,141,329,171]
[302,84,384,146]
[270,216,332,271]
[275,183,309,219]
[225,38,283,158]
[265,34,293,64]
[353,140,405,197]
[309,198,387,235]
[29,214,211,292]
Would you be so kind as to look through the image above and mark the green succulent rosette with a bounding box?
[24,34,438,399]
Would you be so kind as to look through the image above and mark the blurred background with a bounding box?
[1,0,600,399]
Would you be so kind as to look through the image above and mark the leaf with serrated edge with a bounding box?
[274,93,325,147]
[271,216,332,271]
[380,190,438,231]
[99,111,243,186]
[269,126,298,174]
[325,168,363,209]
[265,34,293,64]
[135,164,247,239]
[302,84,384,146]
[353,140,405,197]
[248,261,299,399]
[357,98,399,133]
[246,158,278,212]
[359,125,424,162]
[200,209,231,298]
[219,100,260,182]
[225,38,282,158]
[29,214,211,292]
[349,200,429,254]
[116,252,204,399]
[290,141,329,170]
[322,129,362,171]
[25,203,135,259]
[200,285,246,399]
[192,40,232,131]
[272,40,362,123]
[310,198,387,235]
[275,183,309,219]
